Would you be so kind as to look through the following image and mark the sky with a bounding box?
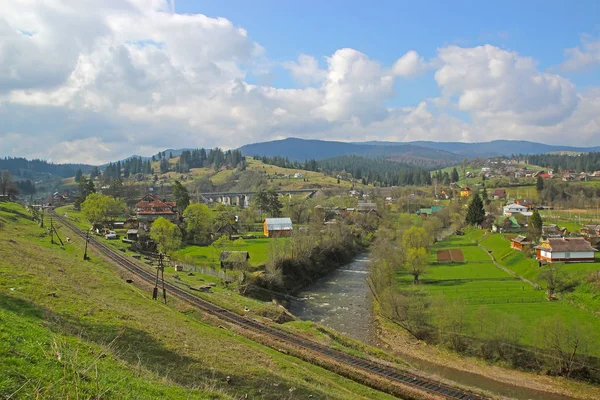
[1,0,600,164]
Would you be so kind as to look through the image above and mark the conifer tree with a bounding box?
[465,193,485,226]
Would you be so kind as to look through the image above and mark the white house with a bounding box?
[503,203,532,217]
[535,238,597,263]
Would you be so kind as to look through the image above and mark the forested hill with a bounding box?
[240,137,600,162]
[238,138,460,167]
[0,157,93,179]
[362,140,600,157]
[256,154,432,186]
[523,152,600,173]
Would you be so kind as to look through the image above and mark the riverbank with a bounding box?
[376,317,599,400]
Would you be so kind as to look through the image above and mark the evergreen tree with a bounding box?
[536,175,544,192]
[529,209,543,241]
[465,193,485,226]
[451,167,460,183]
[74,169,83,183]
[172,180,190,211]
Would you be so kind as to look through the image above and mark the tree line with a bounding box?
[0,157,91,179]
[256,154,433,187]
[521,152,600,173]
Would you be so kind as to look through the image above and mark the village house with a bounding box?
[510,235,532,251]
[494,216,521,233]
[542,224,568,239]
[263,217,293,237]
[135,194,177,230]
[580,224,600,237]
[581,224,600,247]
[492,189,507,199]
[535,238,597,263]
[460,187,472,197]
[514,199,535,210]
[357,202,378,213]
[503,203,531,217]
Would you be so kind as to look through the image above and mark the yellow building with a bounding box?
[460,187,472,197]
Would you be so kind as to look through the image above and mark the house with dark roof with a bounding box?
[535,238,597,263]
[135,194,177,229]
[510,235,532,251]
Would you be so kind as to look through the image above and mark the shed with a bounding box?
[510,235,532,251]
[219,251,250,270]
[263,218,293,237]
[126,229,139,241]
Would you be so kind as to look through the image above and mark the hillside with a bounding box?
[0,201,395,399]
[238,138,461,167]
[239,138,600,164]
[364,140,600,158]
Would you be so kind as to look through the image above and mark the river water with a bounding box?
[287,255,580,400]
[287,254,375,344]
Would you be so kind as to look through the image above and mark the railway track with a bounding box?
[51,210,488,400]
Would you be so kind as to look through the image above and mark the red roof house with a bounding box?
[135,194,177,228]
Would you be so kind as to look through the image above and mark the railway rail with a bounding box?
[50,209,488,400]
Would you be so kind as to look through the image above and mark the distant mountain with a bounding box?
[239,138,600,167]
[361,140,600,157]
[0,157,93,179]
[238,138,461,168]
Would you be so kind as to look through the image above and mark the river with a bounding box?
[287,254,375,344]
[287,254,579,400]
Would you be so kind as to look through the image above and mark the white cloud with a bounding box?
[560,35,600,72]
[0,2,599,163]
[435,45,578,126]
[392,50,426,77]
[283,54,326,85]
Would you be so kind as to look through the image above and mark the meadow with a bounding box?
[396,228,600,355]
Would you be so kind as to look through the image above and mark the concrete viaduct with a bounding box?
[199,189,320,207]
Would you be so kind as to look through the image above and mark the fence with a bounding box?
[177,262,234,283]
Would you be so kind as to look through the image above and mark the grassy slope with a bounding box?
[397,228,600,354]
[142,156,362,191]
[477,230,600,313]
[0,201,395,400]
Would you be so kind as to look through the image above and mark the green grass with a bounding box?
[395,226,600,355]
[1,201,396,399]
[173,238,290,267]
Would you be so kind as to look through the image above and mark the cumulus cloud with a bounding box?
[0,1,599,163]
[435,45,578,126]
[283,55,326,85]
[560,35,600,72]
[392,50,426,77]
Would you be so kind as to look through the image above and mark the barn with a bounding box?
[263,218,293,237]
[535,238,597,263]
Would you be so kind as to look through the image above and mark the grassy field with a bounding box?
[1,200,398,399]
[474,230,600,314]
[396,228,600,355]
[173,237,289,267]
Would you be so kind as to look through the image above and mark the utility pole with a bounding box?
[83,231,90,260]
[152,253,167,304]
[50,217,54,244]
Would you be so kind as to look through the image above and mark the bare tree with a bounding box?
[0,170,12,197]
[538,263,565,299]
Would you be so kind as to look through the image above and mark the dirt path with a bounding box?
[475,241,541,289]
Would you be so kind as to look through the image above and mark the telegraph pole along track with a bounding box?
[50,209,488,400]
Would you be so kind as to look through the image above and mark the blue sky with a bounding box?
[177,0,600,97]
[2,0,600,163]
